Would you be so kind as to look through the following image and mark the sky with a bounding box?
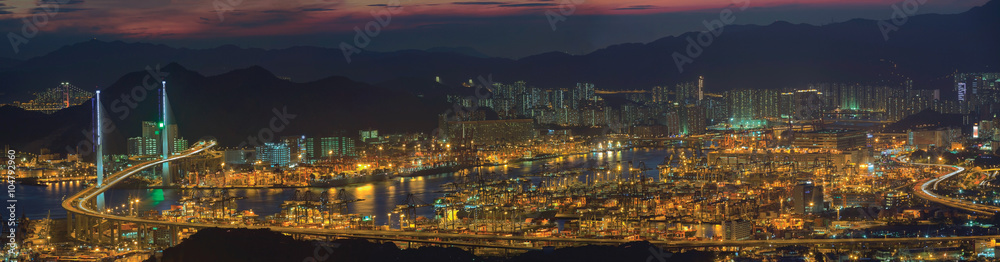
[0,0,990,59]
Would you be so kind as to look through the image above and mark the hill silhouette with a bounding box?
[151,228,715,262]
[0,63,451,156]
[1,0,997,102]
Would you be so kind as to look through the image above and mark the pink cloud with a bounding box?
[0,0,986,39]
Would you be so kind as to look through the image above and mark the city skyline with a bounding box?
[3,64,999,155]
[3,0,1000,261]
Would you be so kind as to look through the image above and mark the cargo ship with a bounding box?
[308,172,391,187]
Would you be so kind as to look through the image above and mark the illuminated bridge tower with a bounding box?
[160,80,172,186]
[63,82,71,108]
[93,90,105,210]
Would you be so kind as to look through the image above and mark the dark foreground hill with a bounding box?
[149,228,715,262]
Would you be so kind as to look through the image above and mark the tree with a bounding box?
[910,150,927,162]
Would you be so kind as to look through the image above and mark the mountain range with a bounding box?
[1,0,997,103]
[2,0,999,155]
[0,63,451,156]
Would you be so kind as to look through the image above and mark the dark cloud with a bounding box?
[368,4,387,6]
[451,2,508,5]
[39,0,85,5]
[498,3,555,7]
[30,7,89,14]
[0,1,14,14]
[260,9,290,14]
[302,8,335,11]
[299,2,341,13]
[613,5,658,10]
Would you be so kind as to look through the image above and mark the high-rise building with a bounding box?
[651,86,669,104]
[907,89,937,114]
[127,137,159,156]
[981,120,996,141]
[724,89,776,128]
[681,104,706,135]
[529,87,545,108]
[318,136,356,157]
[138,121,176,139]
[756,89,781,120]
[141,121,159,138]
[359,130,379,143]
[882,192,908,210]
[792,181,825,214]
[723,220,753,240]
[551,89,567,109]
[792,89,824,120]
[604,108,623,132]
[512,81,528,115]
[955,72,1000,116]
[779,92,795,119]
[886,88,910,122]
[663,110,681,136]
[571,83,595,109]
[703,96,728,126]
[256,142,291,167]
[304,137,316,159]
[675,81,701,105]
[127,121,184,156]
[518,91,532,114]
[698,75,704,101]
[173,137,188,153]
[578,107,601,127]
[281,136,307,163]
[726,89,753,122]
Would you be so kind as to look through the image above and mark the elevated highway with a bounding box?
[908,161,1000,214]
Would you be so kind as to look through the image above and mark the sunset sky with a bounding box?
[0,0,990,58]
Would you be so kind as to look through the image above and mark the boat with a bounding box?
[16,177,47,187]
[399,163,475,177]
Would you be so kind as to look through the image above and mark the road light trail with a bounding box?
[905,158,1000,214]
